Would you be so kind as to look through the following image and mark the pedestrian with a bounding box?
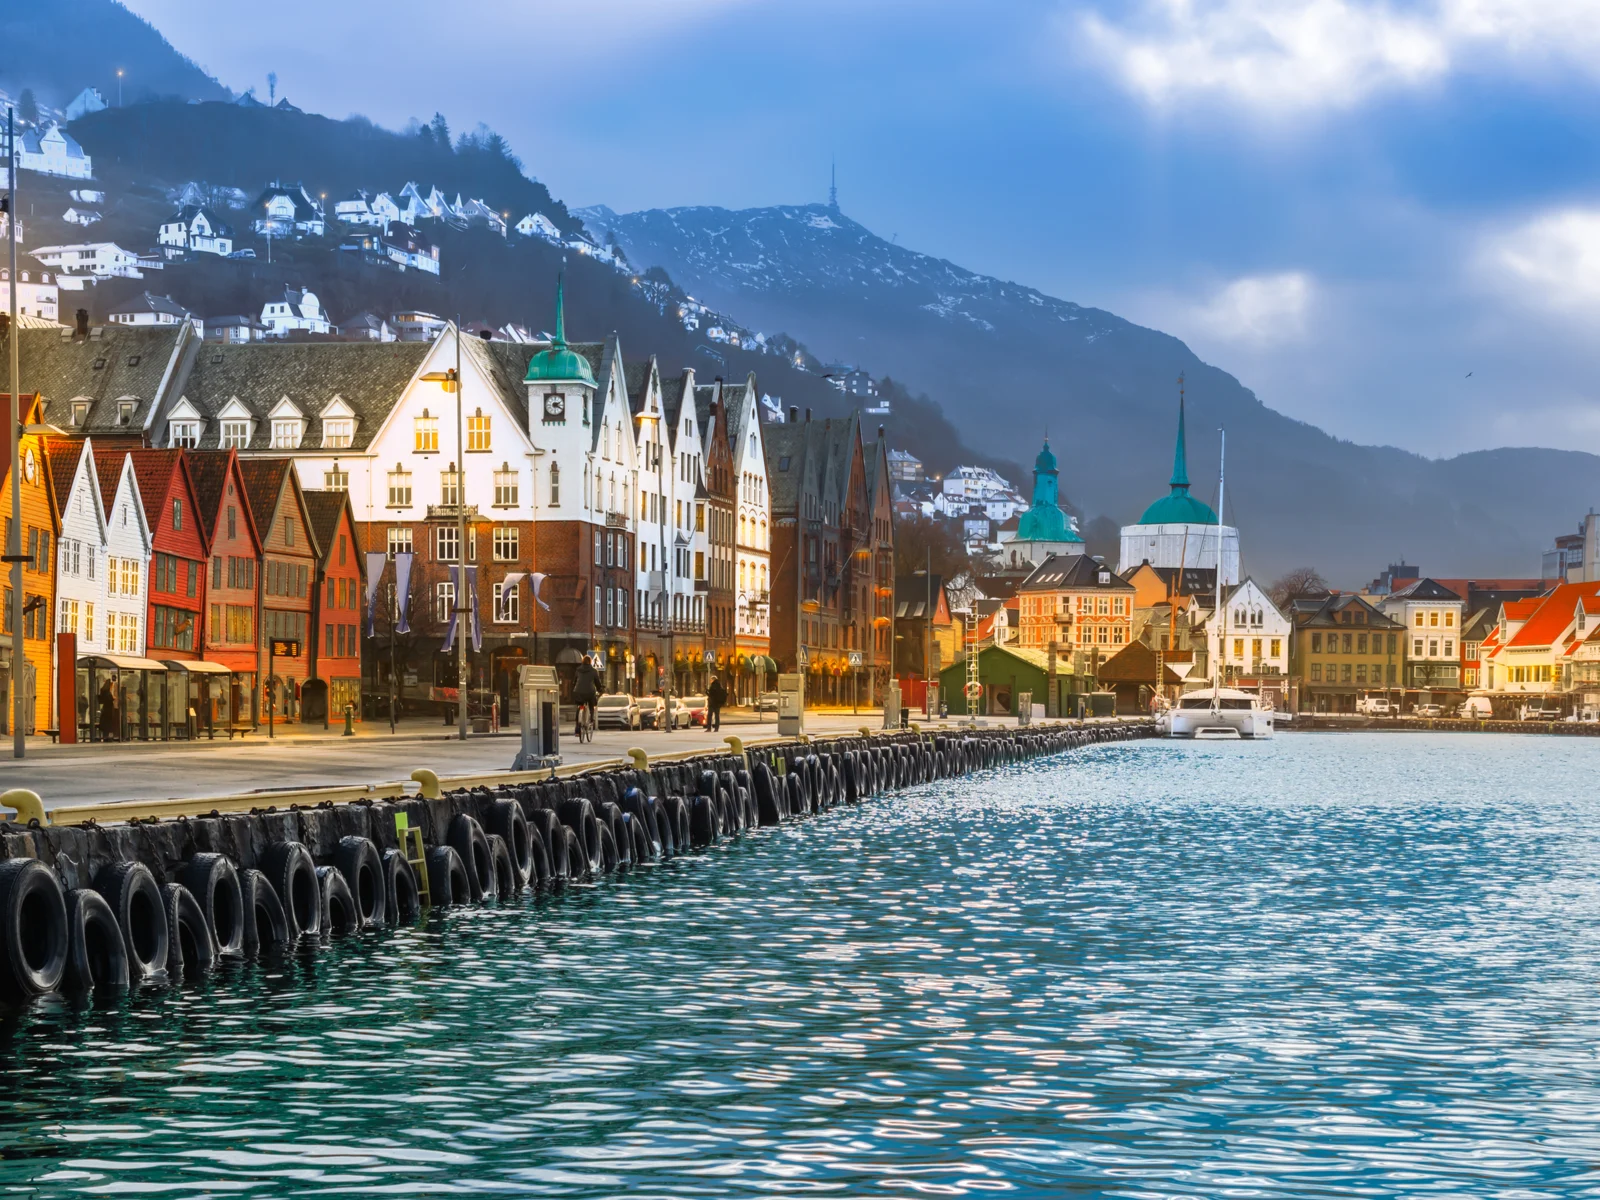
[572,655,600,736]
[707,674,726,732]
[97,678,119,742]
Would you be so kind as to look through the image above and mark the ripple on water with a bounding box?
[6,733,1600,1197]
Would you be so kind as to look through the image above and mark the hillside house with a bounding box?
[1,123,93,180]
[252,183,325,239]
[0,268,59,322]
[108,292,197,330]
[261,287,330,337]
[334,191,381,227]
[455,198,507,237]
[29,242,144,281]
[203,315,268,344]
[159,205,235,257]
[340,312,395,342]
[340,225,439,275]
[371,193,401,228]
[391,311,447,342]
[62,208,101,227]
[395,183,427,225]
[516,212,559,239]
[65,88,107,121]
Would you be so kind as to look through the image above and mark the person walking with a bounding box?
[97,678,119,742]
[707,674,726,732]
[572,655,601,737]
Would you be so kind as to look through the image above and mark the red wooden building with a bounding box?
[240,459,319,724]
[187,448,263,731]
[303,488,365,724]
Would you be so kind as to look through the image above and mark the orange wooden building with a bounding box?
[0,395,60,734]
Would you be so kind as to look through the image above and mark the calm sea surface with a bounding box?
[5,733,1600,1198]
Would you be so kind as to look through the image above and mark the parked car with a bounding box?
[1355,695,1393,716]
[666,694,694,728]
[1414,703,1444,718]
[635,695,664,729]
[755,691,780,713]
[680,694,708,726]
[595,693,640,730]
[1459,695,1494,719]
[1523,702,1563,720]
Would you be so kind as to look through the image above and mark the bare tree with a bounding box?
[1269,567,1329,607]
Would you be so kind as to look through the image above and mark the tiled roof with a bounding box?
[126,449,183,532]
[46,437,85,513]
[1388,578,1463,602]
[238,458,293,540]
[165,340,430,451]
[302,489,353,566]
[1504,581,1600,649]
[11,323,193,436]
[1290,591,1403,630]
[1019,554,1133,592]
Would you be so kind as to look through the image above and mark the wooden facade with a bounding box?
[241,459,319,723]
[0,395,60,733]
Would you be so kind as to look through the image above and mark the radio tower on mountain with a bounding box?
[829,159,838,212]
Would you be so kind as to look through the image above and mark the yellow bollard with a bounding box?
[858,727,874,738]
[0,789,46,825]
[627,747,649,770]
[723,735,744,757]
[410,768,441,799]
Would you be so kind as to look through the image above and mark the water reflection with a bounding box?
[5,733,1600,1196]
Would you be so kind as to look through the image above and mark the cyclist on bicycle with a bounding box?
[572,655,600,738]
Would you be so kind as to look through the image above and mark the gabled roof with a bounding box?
[1126,562,1216,597]
[126,448,207,554]
[109,292,192,321]
[46,437,86,513]
[1019,554,1133,592]
[302,488,357,568]
[1503,581,1600,649]
[11,323,193,437]
[1388,578,1463,602]
[1289,590,1403,629]
[184,448,261,550]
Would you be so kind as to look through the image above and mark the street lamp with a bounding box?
[422,332,469,742]
[116,70,123,107]
[638,409,672,732]
[5,106,21,758]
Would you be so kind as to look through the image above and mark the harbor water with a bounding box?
[5,732,1600,1197]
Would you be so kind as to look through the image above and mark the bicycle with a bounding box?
[575,703,595,743]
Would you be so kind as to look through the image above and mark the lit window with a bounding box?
[414,411,439,452]
[440,466,461,507]
[467,410,491,452]
[387,466,413,508]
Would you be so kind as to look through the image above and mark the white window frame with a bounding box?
[386,527,413,557]
[493,527,519,562]
[493,581,519,624]
[221,420,250,449]
[435,525,460,563]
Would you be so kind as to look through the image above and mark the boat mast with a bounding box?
[1214,428,1225,696]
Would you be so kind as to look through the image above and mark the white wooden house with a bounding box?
[62,208,101,227]
[158,205,234,256]
[51,439,111,663]
[370,193,401,228]
[99,451,155,657]
[1,123,93,180]
[334,191,381,227]
[29,242,143,280]
[261,287,330,337]
[516,212,560,240]
[251,183,325,238]
[724,372,772,646]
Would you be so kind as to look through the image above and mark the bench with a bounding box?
[43,727,60,744]
[225,724,254,740]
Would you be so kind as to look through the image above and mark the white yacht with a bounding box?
[1161,686,1275,739]
[1158,426,1273,741]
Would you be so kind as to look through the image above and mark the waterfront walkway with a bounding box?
[0,707,1024,810]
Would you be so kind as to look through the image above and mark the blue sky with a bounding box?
[125,0,1600,459]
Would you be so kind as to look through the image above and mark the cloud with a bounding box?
[1480,207,1600,320]
[1073,0,1600,114]
[1186,271,1316,344]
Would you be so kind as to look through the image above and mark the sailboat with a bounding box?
[1160,428,1275,740]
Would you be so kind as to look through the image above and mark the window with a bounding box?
[58,597,79,636]
[594,586,603,628]
[70,401,89,427]
[1311,632,1321,652]
[1341,663,1352,682]
[150,604,195,651]
[272,419,300,449]
[170,421,199,448]
[1270,638,1281,658]
[1429,639,1438,657]
[1414,611,1424,627]
[222,420,250,449]
[1356,663,1368,683]
[1342,633,1352,653]
[414,411,439,452]
[323,418,353,448]
[1414,638,1424,656]
[1311,663,1322,682]
[493,465,518,507]
[1444,639,1454,656]
[172,499,182,531]
[493,581,519,623]
[227,604,253,644]
[1357,633,1368,654]
[284,516,295,547]
[325,467,349,490]
[440,467,462,507]
[435,525,460,562]
[387,527,412,557]
[1445,611,1454,627]
[467,410,491,452]
[549,463,560,507]
[1233,638,1244,659]
[387,466,412,508]
[227,506,237,539]
[617,588,628,629]
[695,550,705,580]
[493,527,519,561]
[436,581,456,624]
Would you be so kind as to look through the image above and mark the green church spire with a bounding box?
[1170,378,1190,492]
[524,271,595,386]
[552,270,567,347]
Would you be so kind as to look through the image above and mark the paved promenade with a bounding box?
[0,707,1000,810]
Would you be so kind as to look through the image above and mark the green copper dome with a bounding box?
[524,274,596,387]
[1015,438,1083,543]
[1137,391,1218,526]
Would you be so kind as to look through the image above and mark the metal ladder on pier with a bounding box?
[395,812,431,907]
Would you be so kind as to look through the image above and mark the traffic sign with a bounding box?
[848,651,863,669]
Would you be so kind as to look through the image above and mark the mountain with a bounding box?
[0,0,228,107]
[578,202,1593,584]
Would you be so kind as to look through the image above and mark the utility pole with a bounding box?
[454,322,467,741]
[7,107,24,758]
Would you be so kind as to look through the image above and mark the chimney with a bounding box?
[75,308,90,338]
[805,407,812,422]
[788,406,798,423]
[878,424,885,439]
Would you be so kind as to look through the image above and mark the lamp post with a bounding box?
[422,324,468,741]
[6,107,22,758]
[639,409,672,732]
[116,70,123,107]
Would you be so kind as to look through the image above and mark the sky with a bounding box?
[122,0,1600,461]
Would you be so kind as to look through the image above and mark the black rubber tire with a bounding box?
[382,849,421,924]
[525,822,551,891]
[448,815,491,903]
[241,869,289,954]
[0,859,69,999]
[316,866,359,935]
[163,882,216,977]
[486,833,518,900]
[426,844,469,907]
[555,798,604,875]
[487,799,533,889]
[786,772,807,817]
[334,836,386,928]
[260,842,320,940]
[597,822,619,873]
[627,813,651,864]
[689,794,717,847]
[529,809,564,884]
[752,762,782,825]
[180,853,245,957]
[599,802,629,867]
[93,860,168,983]
[64,887,129,992]
[843,756,859,804]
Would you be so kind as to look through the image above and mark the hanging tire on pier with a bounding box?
[752,762,782,825]
[333,837,386,929]
[181,853,245,959]
[316,866,359,935]
[241,869,290,954]
[261,842,320,941]
[0,858,69,1000]
[426,844,470,907]
[64,888,129,992]
[448,815,492,904]
[488,799,533,889]
[95,860,169,983]
[381,850,421,923]
[162,883,216,977]
[486,834,518,899]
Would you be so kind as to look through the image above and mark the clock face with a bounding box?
[544,394,566,420]
[22,448,35,484]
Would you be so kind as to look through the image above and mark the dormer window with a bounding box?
[323,418,353,448]
[222,420,249,449]
[271,419,301,449]
[70,401,88,427]
[117,401,135,426]
[170,421,199,448]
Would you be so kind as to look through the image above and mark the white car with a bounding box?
[595,694,640,730]
[1355,696,1393,716]
[755,691,780,713]
[1414,703,1444,718]
[635,695,665,729]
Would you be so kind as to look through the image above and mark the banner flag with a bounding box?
[364,552,387,638]
[394,552,415,635]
